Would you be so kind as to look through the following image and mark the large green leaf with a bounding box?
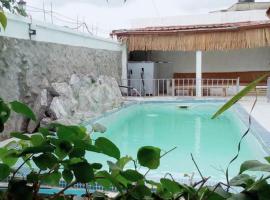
[71,161,94,183]
[137,146,161,169]
[130,184,152,200]
[116,156,133,170]
[160,178,182,195]
[33,153,58,170]
[38,127,53,137]
[92,163,102,170]
[95,170,123,192]
[229,174,255,188]
[62,170,73,184]
[10,132,30,140]
[212,73,269,119]
[95,137,120,160]
[120,169,144,182]
[0,99,10,123]
[69,147,85,158]
[0,163,10,180]
[56,125,87,142]
[265,156,270,163]
[20,144,55,156]
[247,179,270,200]
[0,148,19,167]
[239,160,270,174]
[0,12,7,30]
[10,101,36,121]
[0,99,11,132]
[54,139,73,159]
[30,134,44,146]
[42,171,61,186]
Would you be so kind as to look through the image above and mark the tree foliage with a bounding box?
[0,0,27,17]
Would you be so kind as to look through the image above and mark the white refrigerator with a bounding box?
[127,62,158,96]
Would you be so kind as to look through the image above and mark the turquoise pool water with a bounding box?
[86,102,267,181]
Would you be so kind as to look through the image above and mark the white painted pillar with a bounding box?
[121,44,128,86]
[196,51,202,97]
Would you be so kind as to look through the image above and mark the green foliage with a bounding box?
[0,11,6,29]
[0,0,27,17]
[0,98,10,132]
[137,146,161,169]
[10,101,36,121]
[0,97,270,200]
[95,137,120,159]
[0,163,10,181]
[239,160,270,174]
[212,73,269,119]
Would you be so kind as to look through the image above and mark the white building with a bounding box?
[112,1,270,97]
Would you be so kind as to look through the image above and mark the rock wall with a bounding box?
[0,36,123,139]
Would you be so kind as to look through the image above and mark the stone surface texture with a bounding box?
[0,37,122,139]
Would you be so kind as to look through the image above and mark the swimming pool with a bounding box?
[86,101,267,182]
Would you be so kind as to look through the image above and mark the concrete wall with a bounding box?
[0,13,122,51]
[0,14,124,139]
[0,37,122,102]
[147,47,270,78]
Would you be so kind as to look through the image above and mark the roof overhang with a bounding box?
[111,21,270,52]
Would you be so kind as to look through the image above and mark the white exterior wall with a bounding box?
[131,10,269,28]
[0,13,122,51]
[149,47,270,78]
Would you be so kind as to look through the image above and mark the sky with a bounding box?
[24,0,269,36]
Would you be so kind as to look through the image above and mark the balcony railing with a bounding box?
[120,78,240,97]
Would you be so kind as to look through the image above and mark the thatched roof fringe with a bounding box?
[121,27,270,51]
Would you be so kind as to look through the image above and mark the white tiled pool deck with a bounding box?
[239,96,270,132]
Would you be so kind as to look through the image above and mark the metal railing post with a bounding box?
[236,77,240,93]
[172,79,175,97]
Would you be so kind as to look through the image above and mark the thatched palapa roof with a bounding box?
[111,21,270,52]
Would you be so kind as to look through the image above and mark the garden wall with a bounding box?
[0,14,124,139]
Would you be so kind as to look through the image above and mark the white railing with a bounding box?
[267,77,270,102]
[120,78,240,97]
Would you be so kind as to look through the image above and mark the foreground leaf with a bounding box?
[95,137,120,160]
[230,174,255,188]
[62,170,73,184]
[71,162,94,183]
[120,170,144,182]
[212,73,269,119]
[42,172,61,186]
[239,160,270,174]
[33,153,58,170]
[0,99,11,132]
[10,132,30,140]
[160,178,182,195]
[116,156,133,170]
[137,146,161,169]
[0,12,7,29]
[30,134,44,146]
[0,148,19,167]
[0,164,10,180]
[130,184,152,199]
[10,101,36,121]
[20,144,55,156]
